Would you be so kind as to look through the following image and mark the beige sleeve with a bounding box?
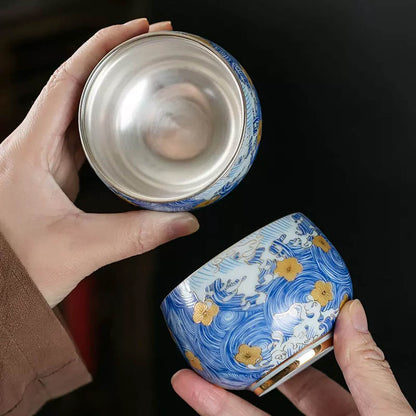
[0,234,92,416]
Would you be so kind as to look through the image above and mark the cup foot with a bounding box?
[250,332,334,397]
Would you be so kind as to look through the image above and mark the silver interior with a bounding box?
[80,33,244,201]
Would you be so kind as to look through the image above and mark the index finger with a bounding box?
[171,369,270,416]
[277,366,358,416]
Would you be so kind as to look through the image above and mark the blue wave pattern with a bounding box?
[107,34,262,212]
[161,213,353,389]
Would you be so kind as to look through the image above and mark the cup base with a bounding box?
[250,332,334,397]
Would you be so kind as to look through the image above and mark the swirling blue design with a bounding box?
[104,34,262,212]
[161,213,353,390]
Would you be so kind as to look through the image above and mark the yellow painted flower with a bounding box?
[185,351,203,371]
[311,281,334,307]
[193,300,219,326]
[339,294,349,310]
[235,344,262,366]
[274,257,303,281]
[256,119,263,145]
[195,196,220,209]
[313,235,331,252]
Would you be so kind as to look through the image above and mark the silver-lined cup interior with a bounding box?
[80,33,244,201]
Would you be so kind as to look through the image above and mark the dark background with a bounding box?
[1,0,415,414]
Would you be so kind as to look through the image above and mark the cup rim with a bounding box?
[78,30,248,203]
[160,211,305,307]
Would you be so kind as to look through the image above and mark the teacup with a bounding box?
[79,31,262,212]
[161,213,352,395]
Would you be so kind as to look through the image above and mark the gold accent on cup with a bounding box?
[252,335,333,396]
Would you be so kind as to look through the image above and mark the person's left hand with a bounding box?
[0,19,199,307]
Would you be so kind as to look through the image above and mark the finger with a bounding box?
[149,21,173,32]
[48,119,84,199]
[334,300,415,416]
[74,210,199,272]
[23,18,150,140]
[277,367,358,416]
[65,120,85,171]
[171,369,270,416]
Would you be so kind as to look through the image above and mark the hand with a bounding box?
[0,19,199,308]
[171,300,415,416]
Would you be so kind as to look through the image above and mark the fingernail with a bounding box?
[169,214,200,238]
[350,299,369,333]
[123,17,149,27]
[149,21,173,30]
[171,370,180,384]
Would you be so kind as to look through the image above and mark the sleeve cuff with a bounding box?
[0,234,92,415]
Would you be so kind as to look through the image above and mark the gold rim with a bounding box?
[252,335,333,396]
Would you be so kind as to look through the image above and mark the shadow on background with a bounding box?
[1,0,415,414]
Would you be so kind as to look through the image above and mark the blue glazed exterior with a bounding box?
[161,213,352,390]
[107,33,262,211]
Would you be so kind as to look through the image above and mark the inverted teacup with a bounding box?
[161,213,352,395]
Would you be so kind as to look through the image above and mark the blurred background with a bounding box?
[1,0,415,414]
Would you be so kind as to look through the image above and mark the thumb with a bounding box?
[334,300,414,416]
[75,210,199,272]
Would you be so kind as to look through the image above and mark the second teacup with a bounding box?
[161,213,352,395]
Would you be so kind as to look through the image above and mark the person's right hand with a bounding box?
[172,300,415,416]
[0,18,199,308]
